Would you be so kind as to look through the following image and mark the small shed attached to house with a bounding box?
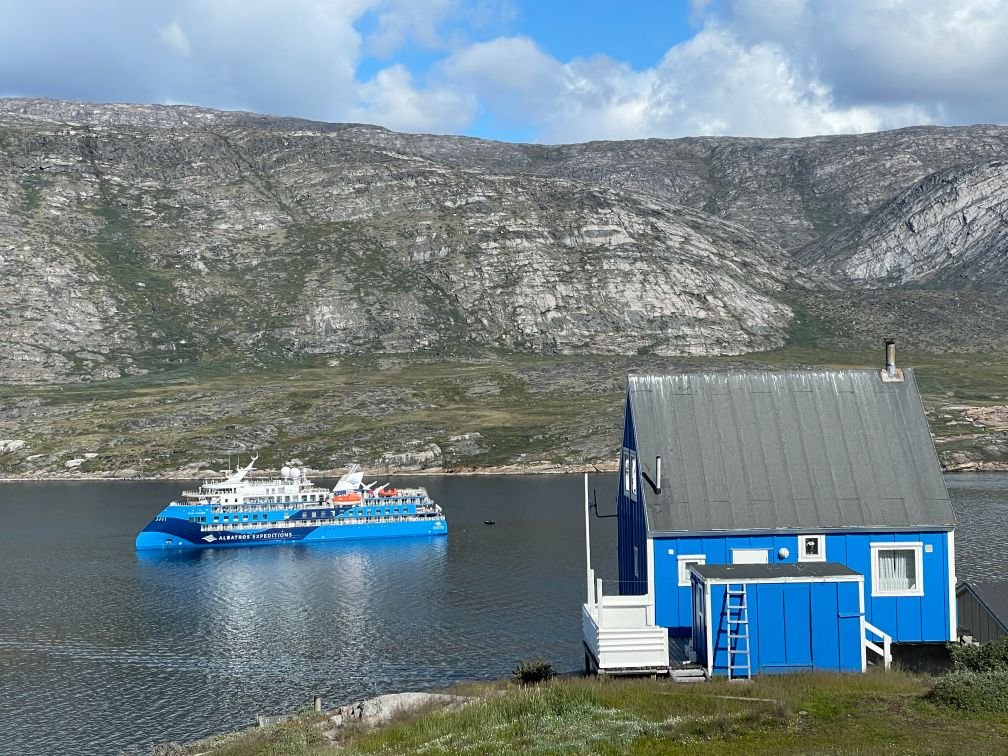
[957,581,1008,644]
[690,563,868,677]
[600,359,958,676]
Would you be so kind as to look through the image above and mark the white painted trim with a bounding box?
[678,554,707,586]
[693,572,863,586]
[731,547,769,564]
[859,579,867,673]
[948,530,957,641]
[584,474,593,604]
[630,455,638,500]
[870,541,925,597]
[646,537,656,618]
[797,534,826,562]
[705,581,714,678]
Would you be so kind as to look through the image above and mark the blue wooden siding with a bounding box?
[658,531,953,642]
[695,578,863,675]
[617,396,647,594]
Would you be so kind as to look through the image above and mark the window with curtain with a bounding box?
[872,543,923,595]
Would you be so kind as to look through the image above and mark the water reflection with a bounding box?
[0,475,616,755]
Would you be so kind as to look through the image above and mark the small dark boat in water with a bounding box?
[484,519,496,525]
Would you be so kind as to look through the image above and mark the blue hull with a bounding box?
[135,517,447,550]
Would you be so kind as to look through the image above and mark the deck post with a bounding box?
[584,473,592,604]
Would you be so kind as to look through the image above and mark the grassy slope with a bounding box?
[1,341,1006,476]
[3,283,1007,476]
[190,672,1008,755]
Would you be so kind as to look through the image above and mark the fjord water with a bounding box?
[0,475,618,755]
[0,474,1004,755]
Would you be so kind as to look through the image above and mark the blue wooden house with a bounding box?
[614,365,957,677]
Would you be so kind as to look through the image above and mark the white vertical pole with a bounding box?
[584,473,593,604]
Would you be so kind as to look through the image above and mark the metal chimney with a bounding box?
[885,339,896,377]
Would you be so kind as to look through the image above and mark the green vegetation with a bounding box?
[2,343,1007,477]
[184,671,1008,755]
[512,658,556,686]
[950,635,1008,673]
[928,637,1008,713]
[928,670,1008,713]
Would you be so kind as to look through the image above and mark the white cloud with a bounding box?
[720,0,1008,118]
[1,0,1006,141]
[423,27,932,142]
[365,0,460,57]
[350,64,476,133]
[409,0,1006,142]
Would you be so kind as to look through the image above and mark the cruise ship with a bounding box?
[135,457,447,549]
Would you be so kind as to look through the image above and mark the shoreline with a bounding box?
[3,460,1008,482]
[0,461,622,483]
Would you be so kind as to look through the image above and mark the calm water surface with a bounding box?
[0,475,618,755]
[0,473,1004,755]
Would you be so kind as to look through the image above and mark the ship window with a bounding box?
[213,516,220,522]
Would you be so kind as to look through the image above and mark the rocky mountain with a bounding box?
[1,98,1008,387]
[799,159,1008,286]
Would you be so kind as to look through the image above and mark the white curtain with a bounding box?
[878,549,916,592]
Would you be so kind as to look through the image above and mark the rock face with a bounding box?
[799,160,1008,286]
[0,98,804,384]
[2,98,1008,385]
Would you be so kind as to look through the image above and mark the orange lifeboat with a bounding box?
[331,492,363,503]
[379,488,399,497]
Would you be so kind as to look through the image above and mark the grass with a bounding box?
[2,345,1007,476]
[184,671,1008,755]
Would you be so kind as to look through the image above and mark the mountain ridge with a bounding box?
[1,97,1007,387]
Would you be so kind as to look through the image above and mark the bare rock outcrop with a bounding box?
[800,160,1008,285]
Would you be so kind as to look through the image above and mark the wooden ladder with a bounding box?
[726,584,751,680]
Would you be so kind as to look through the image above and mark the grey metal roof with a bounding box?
[957,581,1008,631]
[692,562,860,581]
[630,369,955,535]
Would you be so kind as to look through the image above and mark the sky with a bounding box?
[1,0,1007,144]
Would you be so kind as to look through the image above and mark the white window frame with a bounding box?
[623,449,631,494]
[630,455,638,499]
[870,541,924,597]
[731,548,769,564]
[798,534,826,562]
[678,554,706,587]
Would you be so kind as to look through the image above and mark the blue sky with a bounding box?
[1,1,1006,143]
